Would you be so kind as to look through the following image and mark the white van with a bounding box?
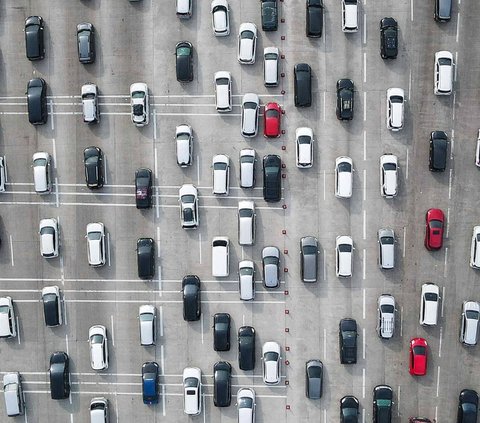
[214,71,232,112]
[212,154,230,195]
[419,283,440,326]
[238,201,256,246]
[460,301,480,346]
[139,304,156,346]
[32,152,52,194]
[434,51,453,95]
[336,235,353,277]
[90,397,109,423]
[3,372,24,417]
[264,47,279,87]
[335,156,353,198]
[82,83,99,123]
[342,0,358,32]
[212,236,229,277]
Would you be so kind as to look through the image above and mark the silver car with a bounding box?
[179,184,199,229]
[300,236,318,282]
[460,301,480,346]
[238,23,257,64]
[377,228,395,269]
[262,246,280,288]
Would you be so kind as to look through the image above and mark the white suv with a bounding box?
[0,297,16,338]
[460,301,480,346]
[89,325,108,370]
[86,222,106,267]
[380,154,398,198]
[39,218,59,258]
[295,127,314,168]
[241,93,259,137]
[434,50,453,95]
[212,154,230,195]
[262,341,281,385]
[183,367,202,415]
[238,23,257,64]
[336,235,353,277]
[419,283,440,326]
[239,260,255,301]
[386,88,404,131]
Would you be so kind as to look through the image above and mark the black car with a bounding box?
[305,359,323,399]
[213,361,232,407]
[380,18,398,59]
[175,41,193,82]
[83,146,104,189]
[261,0,278,31]
[25,16,45,60]
[434,0,452,22]
[182,275,201,321]
[213,312,231,351]
[142,361,159,404]
[336,79,354,120]
[341,395,359,423]
[27,78,47,125]
[135,168,153,209]
[457,389,479,423]
[373,385,393,423]
[339,318,357,364]
[42,289,61,327]
[294,63,312,107]
[77,22,95,64]
[263,154,281,202]
[238,326,256,371]
[429,131,447,172]
[137,238,155,280]
[49,351,70,400]
[306,0,323,37]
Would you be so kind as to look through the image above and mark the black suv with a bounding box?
[261,0,278,31]
[49,351,70,400]
[213,361,232,407]
[135,168,153,209]
[182,275,201,321]
[84,146,104,189]
[175,41,193,82]
[294,63,312,107]
[306,0,323,37]
[457,389,478,423]
[238,326,256,370]
[137,238,155,280]
[263,154,281,202]
[373,385,393,423]
[213,312,231,351]
[429,131,447,172]
[27,78,47,125]
[336,79,354,120]
[77,22,95,64]
[339,318,357,364]
[380,18,398,59]
[341,395,359,423]
[25,16,45,60]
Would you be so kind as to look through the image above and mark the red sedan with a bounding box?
[264,102,281,138]
[424,208,444,250]
[409,337,428,376]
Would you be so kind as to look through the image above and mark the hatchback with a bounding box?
[176,124,193,167]
[380,154,398,198]
[294,63,312,107]
[237,388,256,422]
[262,246,280,288]
[300,236,318,282]
[90,397,109,423]
[409,337,427,376]
[457,389,478,423]
[135,168,153,209]
[49,351,70,400]
[27,78,47,125]
[89,325,109,371]
[77,23,95,63]
[386,88,404,131]
[238,326,256,370]
[377,294,395,339]
[81,83,99,123]
[211,0,230,36]
[336,235,353,277]
[182,275,201,321]
[238,23,257,64]
[262,341,281,384]
[341,395,359,422]
[419,283,440,326]
[25,16,45,60]
[176,0,192,18]
[335,156,353,198]
[380,18,398,59]
[130,83,149,126]
[264,102,281,138]
[239,260,255,301]
[424,208,444,250]
[434,51,453,95]
[378,228,395,269]
[263,154,281,202]
[306,0,323,37]
[0,297,16,338]
[214,71,232,112]
[179,184,199,229]
[213,312,231,351]
[213,154,230,195]
[336,79,354,120]
[296,127,314,168]
[241,93,260,137]
[183,367,202,415]
[175,41,193,82]
[264,47,279,87]
[342,0,358,32]
[429,131,447,171]
[239,149,256,188]
[142,362,159,404]
[238,200,256,246]
[261,0,278,31]
[213,361,231,407]
[84,146,104,189]
[434,0,452,21]
[86,222,106,267]
[42,286,62,327]
[32,152,52,194]
[137,238,155,280]
[460,301,480,346]
[39,218,59,258]
[305,359,323,399]
[139,304,156,346]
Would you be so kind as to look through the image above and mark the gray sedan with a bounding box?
[300,236,318,282]
[262,246,280,288]
[305,359,323,399]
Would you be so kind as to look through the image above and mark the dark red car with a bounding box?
[425,208,444,250]
[264,102,281,138]
[409,337,427,376]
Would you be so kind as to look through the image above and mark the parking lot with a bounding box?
[1,0,480,422]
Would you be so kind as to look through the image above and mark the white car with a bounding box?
[89,325,108,370]
[386,88,404,131]
[377,294,395,339]
[183,367,202,415]
[434,50,453,95]
[238,200,255,246]
[0,156,6,192]
[335,156,353,198]
[0,297,16,339]
[476,130,480,167]
[239,149,256,188]
[32,151,52,194]
[212,154,230,195]
[460,301,480,346]
[175,124,193,167]
[238,23,257,64]
[81,83,99,123]
[86,222,106,267]
[237,388,256,423]
[176,0,192,18]
[39,218,59,258]
[470,226,480,269]
[139,304,156,346]
[241,93,259,137]
[336,235,353,277]
[214,71,232,113]
[295,127,314,168]
[262,341,281,385]
[239,260,255,301]
[211,0,230,36]
[419,283,440,326]
[380,154,398,198]
[264,47,279,87]
[179,184,199,229]
[130,83,149,126]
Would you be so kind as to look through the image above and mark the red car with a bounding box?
[409,337,427,376]
[264,102,281,138]
[424,208,444,250]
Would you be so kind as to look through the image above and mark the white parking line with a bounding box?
[446,207,450,238]
[453,91,456,121]
[363,170,366,201]
[104,156,108,185]
[456,13,460,43]
[159,306,164,337]
[110,315,115,347]
[408,70,412,100]
[363,210,366,240]
[363,130,366,159]
[397,385,401,416]
[363,289,366,319]
[363,14,366,44]
[65,334,69,355]
[363,93,366,122]
[153,111,157,140]
[323,409,327,423]
[438,326,443,357]
[158,266,162,297]
[156,227,161,258]
[55,178,59,208]
[323,249,326,281]
[435,406,438,422]
[455,52,458,81]
[70,413,73,422]
[451,129,455,159]
[323,92,326,121]
[154,147,158,175]
[160,345,165,375]
[441,286,446,317]
[362,368,365,398]
[49,101,54,130]
[436,366,441,397]
[323,328,327,359]
[405,148,409,180]
[362,408,365,423]
[363,53,366,83]
[362,328,366,359]
[201,313,204,344]
[363,249,366,280]
[403,227,406,257]
[162,384,166,416]
[24,408,28,423]
[444,247,448,277]
[197,155,200,185]
[16,317,20,344]
[9,235,14,266]
[410,0,414,21]
[63,293,67,326]
[448,168,453,199]
[155,187,160,219]
[52,139,57,168]
[203,393,206,423]
[400,306,403,337]
[323,170,326,200]
[107,233,111,267]
[115,394,119,423]
[199,233,202,264]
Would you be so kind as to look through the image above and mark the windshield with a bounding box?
[383,163,397,171]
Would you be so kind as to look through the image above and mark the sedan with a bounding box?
[300,236,318,282]
[239,149,256,188]
[409,338,427,376]
[305,359,323,399]
[380,17,398,59]
[458,389,478,423]
[142,361,159,404]
[39,218,59,258]
[176,124,193,167]
[76,22,95,64]
[262,246,280,288]
[135,168,153,209]
[425,208,445,250]
[179,184,199,229]
[373,385,393,423]
[25,16,45,60]
[130,83,149,126]
[86,222,106,267]
[213,312,231,351]
[336,79,354,120]
[295,127,314,168]
[182,275,201,321]
[213,361,231,407]
[339,318,357,364]
[175,41,193,82]
[306,0,323,37]
[49,351,70,400]
[263,154,282,202]
[84,147,103,189]
[264,102,281,138]
[238,23,257,64]
[238,326,256,371]
[262,341,281,385]
[42,286,62,327]
[241,93,260,137]
[261,0,278,31]
[89,325,108,370]
[341,395,359,423]
[137,238,155,280]
[211,0,230,36]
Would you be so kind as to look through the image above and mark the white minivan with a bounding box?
[238,201,256,246]
[212,236,229,277]
[212,154,230,195]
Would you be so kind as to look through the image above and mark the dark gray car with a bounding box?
[77,23,95,63]
[300,236,318,282]
[305,360,323,399]
[262,246,280,288]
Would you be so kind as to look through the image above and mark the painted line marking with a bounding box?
[363,92,366,122]
[405,148,409,180]
[363,53,366,83]
[436,366,441,397]
[159,306,164,337]
[156,227,161,258]
[16,317,20,344]
[107,232,111,267]
[362,368,365,398]
[162,384,166,416]
[411,0,414,21]
[446,207,450,238]
[444,248,448,277]
[323,328,327,359]
[438,326,443,357]
[453,91,456,121]
[52,138,57,168]
[110,315,115,347]
[363,130,366,159]
[153,110,157,140]
[160,345,165,376]
[363,249,366,280]
[199,233,202,264]
[103,156,108,185]
[400,306,403,337]
[455,51,458,81]
[155,186,160,219]
[456,14,460,43]
[158,266,162,297]
[363,289,366,319]
[397,385,401,416]
[9,235,14,266]
[323,92,326,122]
[451,129,455,159]
[55,178,59,208]
[201,313,204,344]
[363,170,366,202]
[363,210,366,240]
[441,286,446,318]
[448,168,453,199]
[362,328,366,359]
[408,69,412,100]
[403,227,406,258]
[197,155,200,185]
[323,170,326,201]
[363,14,367,44]
[323,249,326,281]
[49,101,54,130]
[65,334,69,355]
